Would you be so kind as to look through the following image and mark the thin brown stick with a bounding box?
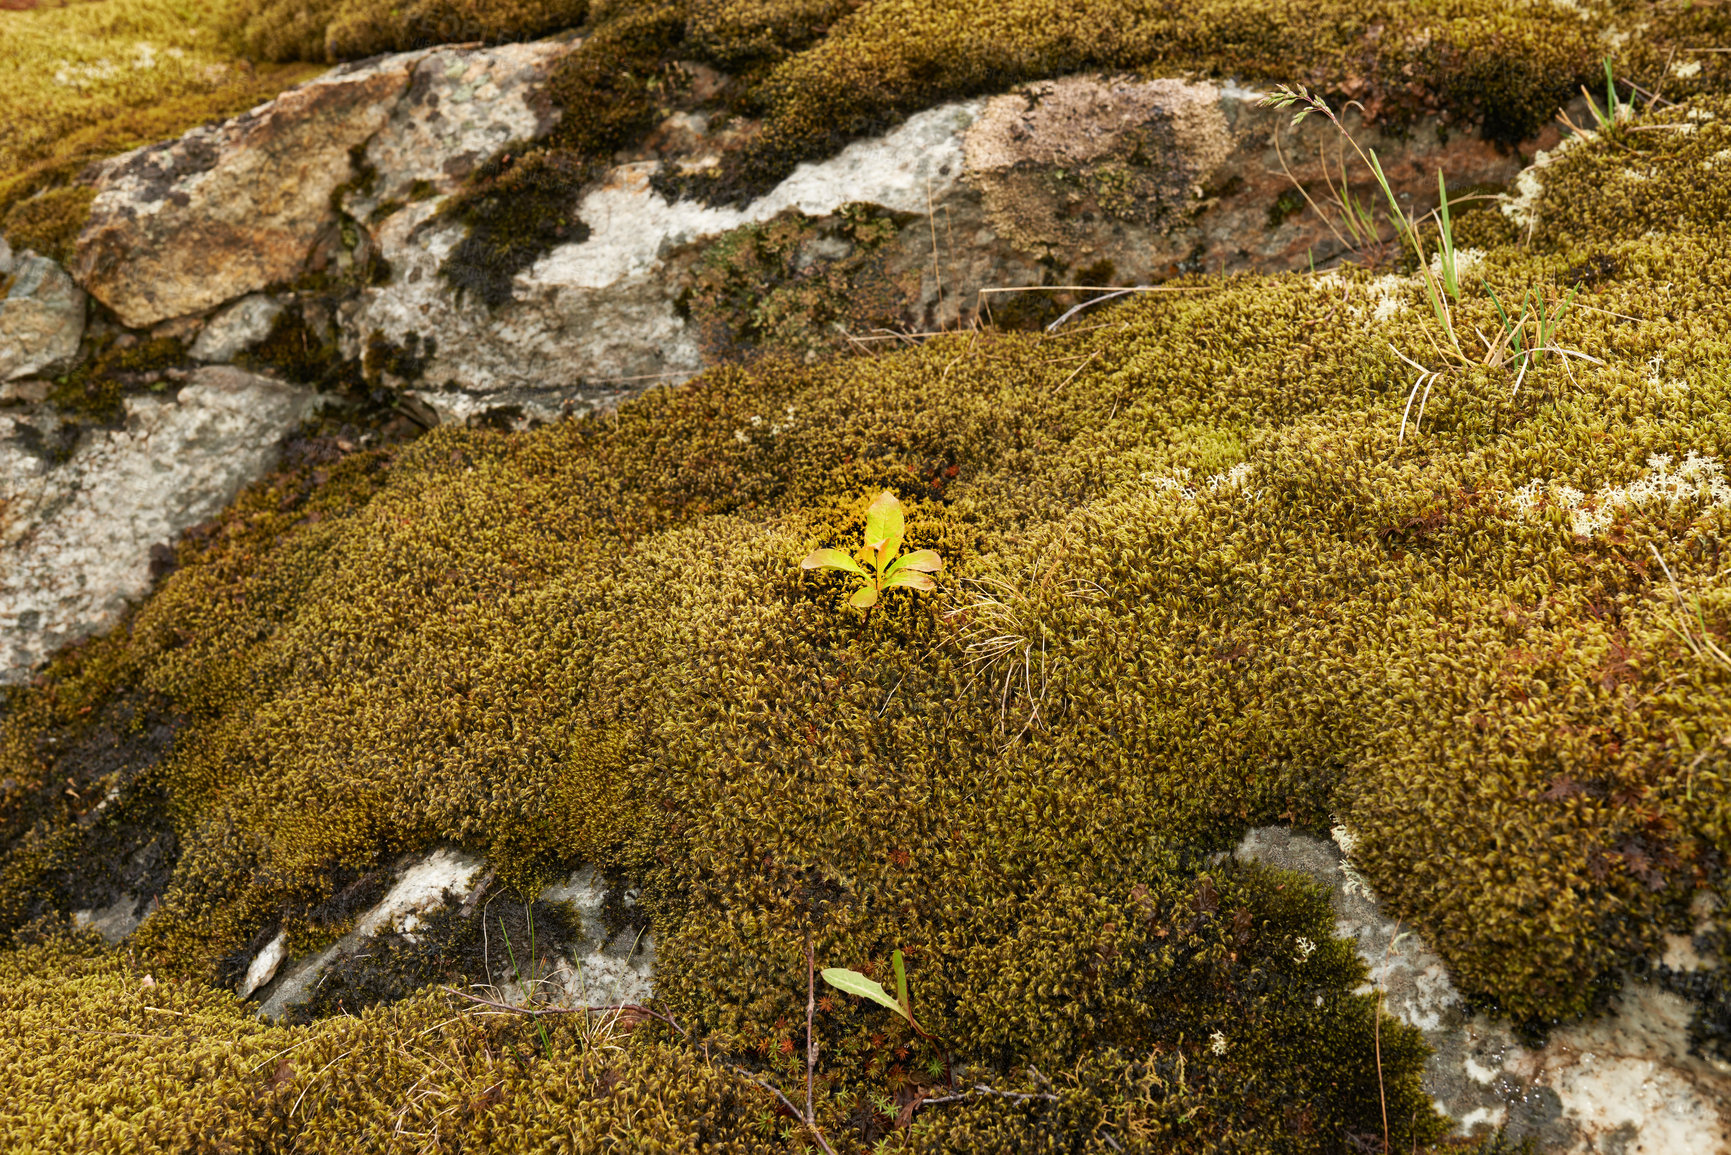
[1374,919,1401,1154]
[806,936,818,1127]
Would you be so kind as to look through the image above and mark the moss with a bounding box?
[0,1,320,231]
[437,149,595,308]
[44,335,187,423]
[8,92,1731,1150]
[544,3,689,158]
[223,0,589,63]
[0,930,773,1150]
[0,185,96,266]
[288,889,584,1022]
[682,203,913,360]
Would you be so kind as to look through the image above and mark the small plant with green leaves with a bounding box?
[801,492,943,611]
[821,948,928,1036]
[1583,58,1627,139]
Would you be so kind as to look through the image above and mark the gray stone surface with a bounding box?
[0,249,86,381]
[0,366,317,683]
[340,99,983,421]
[189,294,282,362]
[1238,826,1731,1152]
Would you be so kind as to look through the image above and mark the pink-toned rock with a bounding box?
[74,57,419,329]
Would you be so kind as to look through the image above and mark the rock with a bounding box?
[75,54,418,328]
[238,931,288,999]
[339,40,572,224]
[248,850,655,1019]
[255,847,486,1019]
[535,867,656,1008]
[345,75,1557,422]
[72,41,578,332]
[1237,827,1731,1153]
[71,893,148,946]
[188,294,283,362]
[341,99,981,421]
[0,249,86,381]
[58,50,1563,421]
[0,366,318,684]
[964,76,1236,260]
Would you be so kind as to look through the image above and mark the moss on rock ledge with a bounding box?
[4,90,1731,1148]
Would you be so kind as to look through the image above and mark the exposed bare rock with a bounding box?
[341,100,980,421]
[339,40,574,224]
[248,851,654,1020]
[0,244,85,381]
[0,366,317,684]
[74,58,419,329]
[189,293,283,362]
[1237,826,1731,1153]
[965,76,1236,258]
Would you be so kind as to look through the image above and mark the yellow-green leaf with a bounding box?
[821,967,912,1023]
[863,491,905,561]
[801,548,866,576]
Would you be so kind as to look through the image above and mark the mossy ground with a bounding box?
[5,87,1731,1148]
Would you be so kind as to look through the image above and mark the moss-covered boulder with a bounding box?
[5,70,1731,1148]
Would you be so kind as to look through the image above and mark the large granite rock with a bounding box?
[340,99,982,421]
[63,47,1558,424]
[1238,827,1731,1153]
[0,240,85,381]
[0,366,317,683]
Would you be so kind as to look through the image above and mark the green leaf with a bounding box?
[849,585,879,609]
[884,550,942,580]
[821,967,912,1024]
[801,548,866,576]
[881,570,936,593]
[863,491,905,563]
[892,949,910,1018]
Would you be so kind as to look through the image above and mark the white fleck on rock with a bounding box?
[0,250,86,381]
[0,366,318,684]
[189,294,283,362]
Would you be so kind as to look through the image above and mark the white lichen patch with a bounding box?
[1507,452,1731,537]
[1430,246,1486,286]
[1141,462,1255,499]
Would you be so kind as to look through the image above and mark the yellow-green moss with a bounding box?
[0,1,320,259]
[223,0,589,63]
[0,1,317,177]
[43,335,187,422]
[7,92,1731,1151]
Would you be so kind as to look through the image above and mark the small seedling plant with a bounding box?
[821,948,928,1036]
[801,491,942,612]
